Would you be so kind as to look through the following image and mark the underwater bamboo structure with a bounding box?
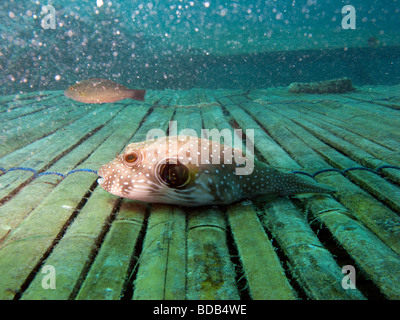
[0,85,399,300]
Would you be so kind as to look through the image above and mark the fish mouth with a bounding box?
[97,177,105,186]
[97,171,105,186]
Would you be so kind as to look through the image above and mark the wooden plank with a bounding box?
[186,208,239,300]
[0,173,100,300]
[282,115,400,184]
[176,89,200,106]
[219,98,362,299]
[307,196,400,299]
[0,176,58,243]
[0,105,124,202]
[76,201,146,300]
[0,104,117,165]
[0,102,93,157]
[219,99,295,170]
[343,85,400,111]
[343,85,400,101]
[170,92,181,106]
[201,103,233,137]
[129,106,175,143]
[292,111,400,164]
[0,105,146,242]
[172,106,203,137]
[132,205,186,300]
[102,104,186,300]
[253,92,400,151]
[261,198,365,300]
[278,85,400,121]
[154,90,174,106]
[258,101,400,213]
[0,103,151,300]
[20,187,119,300]
[170,96,241,300]
[0,91,56,104]
[0,91,64,110]
[299,99,400,135]
[142,90,168,105]
[248,101,400,254]
[227,203,296,300]
[0,91,63,110]
[252,94,400,181]
[200,101,252,156]
[223,97,400,299]
[0,94,76,127]
[0,103,53,124]
[296,100,400,151]
[1,86,399,301]
[286,115,400,190]
[196,90,210,104]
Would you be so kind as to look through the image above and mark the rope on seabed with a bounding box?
[0,165,399,181]
[291,165,400,179]
[0,167,98,178]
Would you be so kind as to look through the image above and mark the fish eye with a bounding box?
[159,161,190,189]
[123,151,140,166]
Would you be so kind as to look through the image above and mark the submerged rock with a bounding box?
[288,78,355,94]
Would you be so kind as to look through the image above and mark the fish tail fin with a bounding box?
[281,172,336,196]
[131,89,146,101]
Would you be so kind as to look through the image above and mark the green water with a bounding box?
[1,0,399,94]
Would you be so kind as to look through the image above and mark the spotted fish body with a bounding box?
[98,135,334,207]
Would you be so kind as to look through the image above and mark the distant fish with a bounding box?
[64,78,146,103]
[98,135,334,207]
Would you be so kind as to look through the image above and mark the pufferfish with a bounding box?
[97,135,334,207]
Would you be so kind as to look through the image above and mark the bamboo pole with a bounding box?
[132,205,186,300]
[225,97,400,299]
[186,208,239,300]
[0,104,151,299]
[76,201,147,300]
[227,203,296,300]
